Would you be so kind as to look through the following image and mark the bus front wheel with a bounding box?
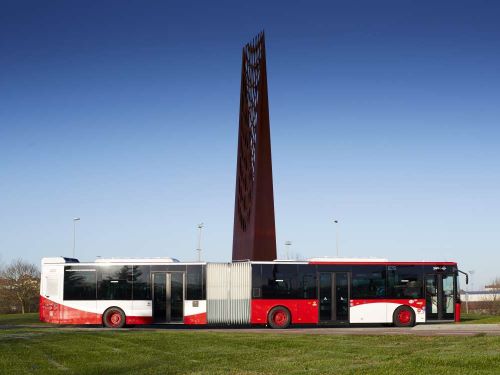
[103,307,126,328]
[268,306,291,329]
[393,306,415,327]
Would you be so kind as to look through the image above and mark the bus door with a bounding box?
[152,272,184,323]
[425,274,455,321]
[319,272,350,323]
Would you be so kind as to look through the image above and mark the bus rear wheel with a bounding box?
[393,306,415,327]
[268,306,291,329]
[103,307,126,328]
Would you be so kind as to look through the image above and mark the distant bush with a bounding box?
[463,301,500,315]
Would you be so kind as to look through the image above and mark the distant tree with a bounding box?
[485,277,500,290]
[0,259,40,314]
[482,277,500,315]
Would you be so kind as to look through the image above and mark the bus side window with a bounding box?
[351,266,386,299]
[302,275,316,299]
[132,265,151,300]
[98,265,132,300]
[186,265,203,300]
[387,266,423,299]
[252,265,262,299]
[252,288,261,298]
[298,265,316,299]
[64,266,97,300]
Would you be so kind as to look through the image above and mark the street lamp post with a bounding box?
[468,270,475,291]
[196,223,204,262]
[72,217,80,258]
[466,270,474,314]
[333,220,339,257]
[284,241,292,260]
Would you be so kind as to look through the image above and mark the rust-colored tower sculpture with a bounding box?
[232,32,277,261]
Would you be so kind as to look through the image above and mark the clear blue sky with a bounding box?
[1,1,499,289]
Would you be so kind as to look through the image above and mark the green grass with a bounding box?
[461,313,500,324]
[1,313,499,374]
[0,313,42,325]
[0,317,498,374]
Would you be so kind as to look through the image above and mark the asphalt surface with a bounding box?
[2,323,500,336]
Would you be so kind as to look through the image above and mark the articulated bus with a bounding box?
[40,257,466,328]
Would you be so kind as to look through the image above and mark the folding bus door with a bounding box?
[425,274,455,321]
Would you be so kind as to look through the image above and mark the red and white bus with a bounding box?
[40,257,465,328]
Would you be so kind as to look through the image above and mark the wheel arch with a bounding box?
[102,306,126,328]
[392,304,416,327]
[267,305,292,329]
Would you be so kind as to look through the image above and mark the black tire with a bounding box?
[268,306,291,329]
[393,305,416,327]
[103,307,126,328]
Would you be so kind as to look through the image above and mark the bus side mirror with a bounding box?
[458,270,468,285]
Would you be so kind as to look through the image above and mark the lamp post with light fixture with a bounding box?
[196,223,204,261]
[333,219,339,257]
[284,241,292,260]
[72,217,80,258]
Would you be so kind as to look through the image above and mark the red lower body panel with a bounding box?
[184,312,207,325]
[40,296,101,324]
[60,304,101,324]
[251,299,319,324]
[39,296,153,325]
[40,296,59,323]
[126,316,154,325]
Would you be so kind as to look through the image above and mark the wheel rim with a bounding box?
[398,310,411,324]
[108,311,122,327]
[273,310,288,327]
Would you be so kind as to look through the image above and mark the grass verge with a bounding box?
[1,313,499,374]
[461,313,500,324]
[0,326,499,374]
[0,313,42,325]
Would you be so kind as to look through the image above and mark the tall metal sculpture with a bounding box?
[232,32,277,261]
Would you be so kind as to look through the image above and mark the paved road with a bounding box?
[204,324,500,336]
[2,323,500,336]
[184,324,500,336]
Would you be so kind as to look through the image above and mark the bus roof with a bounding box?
[308,257,388,263]
[41,257,457,266]
[94,257,180,264]
[42,257,182,265]
[307,258,457,266]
